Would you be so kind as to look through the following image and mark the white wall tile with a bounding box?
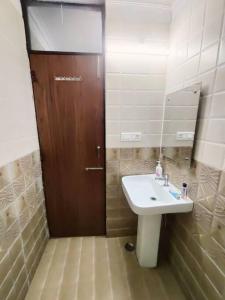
[198,70,216,96]
[120,106,163,121]
[121,74,166,90]
[121,91,164,106]
[204,0,225,25]
[198,96,212,118]
[106,121,120,135]
[184,55,200,79]
[218,37,225,65]
[106,106,120,120]
[206,119,225,144]
[189,0,205,36]
[210,93,225,118]
[120,121,162,134]
[106,90,121,105]
[106,53,167,74]
[188,33,202,57]
[202,18,223,49]
[106,74,122,90]
[105,0,170,148]
[196,118,209,140]
[214,65,225,92]
[199,43,219,74]
[168,0,225,170]
[194,140,206,162]
[202,142,225,170]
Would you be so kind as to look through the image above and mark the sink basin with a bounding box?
[122,174,193,215]
[122,174,193,268]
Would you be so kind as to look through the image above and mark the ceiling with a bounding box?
[37,0,104,3]
[37,0,173,5]
[124,0,173,5]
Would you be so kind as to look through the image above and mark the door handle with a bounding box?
[85,167,104,171]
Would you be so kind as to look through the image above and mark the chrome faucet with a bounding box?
[163,174,169,187]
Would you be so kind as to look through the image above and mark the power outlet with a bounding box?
[176,132,194,141]
[121,132,142,142]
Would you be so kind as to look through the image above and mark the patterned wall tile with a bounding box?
[166,155,225,300]
[214,195,225,223]
[120,160,155,176]
[12,175,26,198]
[211,217,225,249]
[106,149,120,161]
[196,163,221,199]
[0,185,15,211]
[218,171,225,197]
[0,150,48,300]
[120,149,134,160]
[106,161,119,174]
[106,147,159,236]
[0,160,22,191]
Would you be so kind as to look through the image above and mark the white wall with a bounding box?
[0,0,39,167]
[105,0,171,148]
[167,0,225,170]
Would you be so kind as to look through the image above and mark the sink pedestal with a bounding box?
[136,214,162,268]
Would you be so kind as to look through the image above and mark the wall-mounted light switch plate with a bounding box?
[176,131,194,141]
[121,132,142,142]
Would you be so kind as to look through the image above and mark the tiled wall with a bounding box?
[105,0,170,236]
[0,1,48,298]
[0,0,39,167]
[167,0,225,171]
[166,0,225,299]
[105,0,171,148]
[106,148,159,236]
[164,159,225,300]
[0,150,49,300]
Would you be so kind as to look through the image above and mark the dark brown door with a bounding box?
[30,54,105,237]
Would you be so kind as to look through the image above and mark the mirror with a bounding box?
[161,83,201,168]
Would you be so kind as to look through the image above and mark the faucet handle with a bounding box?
[163,173,169,187]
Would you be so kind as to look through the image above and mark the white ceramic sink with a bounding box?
[122,174,193,268]
[122,174,193,215]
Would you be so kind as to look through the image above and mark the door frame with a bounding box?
[21,1,107,235]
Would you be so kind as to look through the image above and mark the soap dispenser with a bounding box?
[155,161,163,178]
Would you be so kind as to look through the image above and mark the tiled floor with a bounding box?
[25,236,186,300]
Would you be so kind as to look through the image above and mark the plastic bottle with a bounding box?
[181,183,188,199]
[156,161,163,178]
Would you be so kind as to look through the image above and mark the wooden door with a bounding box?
[30,54,105,237]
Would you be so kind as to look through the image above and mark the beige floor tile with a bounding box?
[58,238,82,300]
[25,239,57,300]
[107,237,131,300]
[25,236,186,300]
[156,263,186,300]
[94,237,113,300]
[40,238,70,300]
[77,237,95,300]
[143,268,169,300]
[118,237,150,300]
